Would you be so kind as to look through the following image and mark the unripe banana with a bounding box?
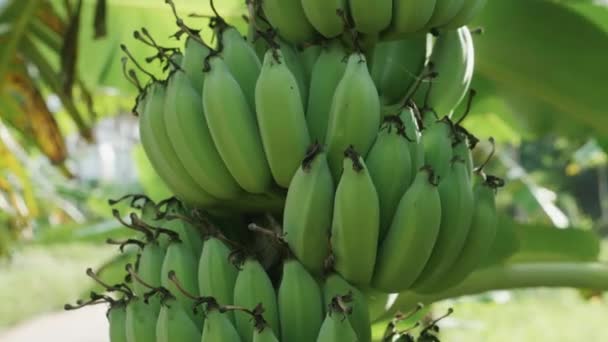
[132,241,165,298]
[444,0,487,29]
[283,144,334,275]
[138,83,217,207]
[325,54,381,180]
[278,40,309,107]
[253,325,279,342]
[370,34,427,106]
[161,238,199,325]
[398,106,425,177]
[331,147,380,285]
[425,175,499,293]
[453,131,475,180]
[221,26,262,110]
[415,27,475,117]
[159,198,202,260]
[315,301,358,342]
[306,41,347,143]
[372,167,442,292]
[299,45,322,76]
[323,273,371,342]
[202,57,272,194]
[164,71,242,200]
[255,49,311,187]
[125,297,159,342]
[180,37,210,92]
[201,303,241,342]
[247,11,271,60]
[278,259,324,342]
[156,294,201,342]
[411,156,474,291]
[426,0,466,28]
[262,0,315,44]
[420,116,454,181]
[233,259,279,342]
[301,0,345,38]
[366,118,414,241]
[198,237,238,319]
[384,0,436,39]
[108,301,127,342]
[349,0,392,34]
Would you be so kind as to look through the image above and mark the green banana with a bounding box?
[255,48,311,187]
[323,273,371,342]
[420,115,454,181]
[233,258,279,342]
[444,0,488,29]
[201,301,241,342]
[365,117,414,241]
[173,202,204,257]
[349,0,392,34]
[138,83,217,207]
[453,131,474,180]
[253,325,279,342]
[159,198,203,260]
[425,174,500,293]
[278,259,324,342]
[180,37,210,92]
[372,167,442,292]
[415,27,475,117]
[161,237,200,325]
[278,40,309,108]
[399,106,425,177]
[383,0,437,39]
[370,34,427,106]
[125,296,159,342]
[202,56,272,194]
[299,44,322,77]
[156,293,201,342]
[164,70,242,200]
[283,143,334,275]
[411,155,474,291]
[220,26,262,110]
[301,0,345,38]
[306,41,347,143]
[331,147,380,285]
[262,0,316,44]
[315,298,358,342]
[426,0,465,28]
[108,301,128,342]
[198,237,238,318]
[132,241,165,298]
[246,10,271,60]
[325,53,381,180]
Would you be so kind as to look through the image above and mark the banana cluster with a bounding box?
[261,0,487,44]
[66,1,507,340]
[68,196,373,342]
[137,17,476,211]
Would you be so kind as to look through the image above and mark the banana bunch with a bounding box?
[261,0,486,44]
[65,1,511,341]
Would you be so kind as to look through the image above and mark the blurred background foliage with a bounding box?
[0,0,607,339]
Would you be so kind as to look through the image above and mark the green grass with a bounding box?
[436,290,608,342]
[0,243,115,331]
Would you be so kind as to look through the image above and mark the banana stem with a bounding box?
[379,262,608,321]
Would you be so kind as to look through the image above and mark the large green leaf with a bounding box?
[471,0,608,138]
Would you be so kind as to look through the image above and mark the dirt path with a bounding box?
[0,305,108,342]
